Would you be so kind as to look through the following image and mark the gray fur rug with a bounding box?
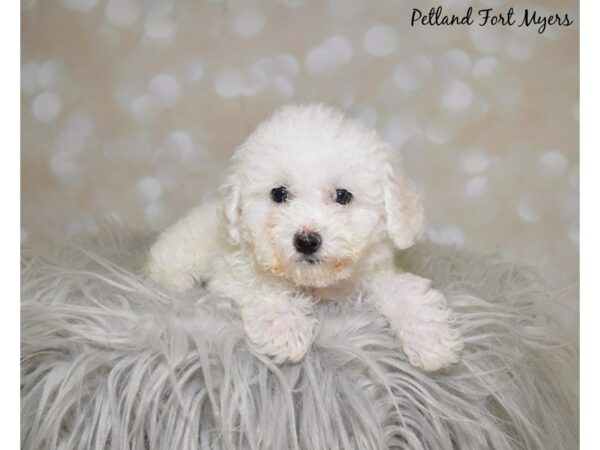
[21,228,578,450]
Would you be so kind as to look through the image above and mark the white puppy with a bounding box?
[146,104,463,371]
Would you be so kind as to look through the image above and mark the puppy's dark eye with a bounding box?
[335,189,353,205]
[271,186,289,203]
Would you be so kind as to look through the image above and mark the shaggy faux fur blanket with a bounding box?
[21,228,578,450]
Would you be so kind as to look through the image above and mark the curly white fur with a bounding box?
[146,104,463,371]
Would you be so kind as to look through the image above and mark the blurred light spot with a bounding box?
[168,131,194,154]
[538,150,567,178]
[325,35,353,63]
[32,92,62,122]
[305,36,353,74]
[441,80,473,111]
[144,16,176,46]
[148,74,180,107]
[270,76,295,98]
[56,130,86,155]
[183,57,204,84]
[37,60,67,91]
[571,103,579,122]
[427,225,465,246]
[256,54,299,79]
[21,228,28,243]
[305,47,336,74]
[468,26,503,53]
[466,176,488,198]
[214,68,246,98]
[381,115,421,148]
[568,225,579,245]
[230,5,265,37]
[166,131,205,164]
[472,56,500,83]
[130,95,160,124]
[393,57,432,93]
[212,65,267,97]
[439,49,471,76]
[505,34,535,61]
[242,66,267,95]
[145,202,168,228]
[461,149,490,174]
[517,199,542,223]
[50,152,80,179]
[137,177,162,201]
[106,0,139,27]
[363,25,398,57]
[277,54,300,78]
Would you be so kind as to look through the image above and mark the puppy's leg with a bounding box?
[146,202,222,291]
[239,291,317,364]
[367,272,463,372]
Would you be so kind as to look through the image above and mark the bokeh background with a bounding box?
[21,0,579,323]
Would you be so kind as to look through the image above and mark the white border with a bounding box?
[2,0,20,446]
[11,1,587,448]
[581,0,596,448]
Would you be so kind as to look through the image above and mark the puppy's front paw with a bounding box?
[146,263,196,292]
[400,303,463,374]
[372,273,464,372]
[243,305,315,364]
[398,286,463,372]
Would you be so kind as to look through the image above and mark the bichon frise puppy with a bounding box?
[146,104,463,371]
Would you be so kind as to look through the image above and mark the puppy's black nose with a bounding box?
[293,231,322,255]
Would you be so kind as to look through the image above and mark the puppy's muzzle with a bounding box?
[293,231,322,255]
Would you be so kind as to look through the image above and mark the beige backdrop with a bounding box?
[21,0,579,321]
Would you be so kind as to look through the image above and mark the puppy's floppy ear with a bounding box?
[218,168,242,246]
[381,148,425,249]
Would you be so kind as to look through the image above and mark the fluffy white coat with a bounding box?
[147,104,463,371]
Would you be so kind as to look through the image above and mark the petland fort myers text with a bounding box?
[411,6,574,34]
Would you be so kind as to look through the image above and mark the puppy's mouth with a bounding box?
[296,255,323,265]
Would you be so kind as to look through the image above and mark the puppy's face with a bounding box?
[220,105,424,288]
[236,148,383,288]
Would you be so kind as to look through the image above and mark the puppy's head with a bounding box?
[219,104,424,288]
